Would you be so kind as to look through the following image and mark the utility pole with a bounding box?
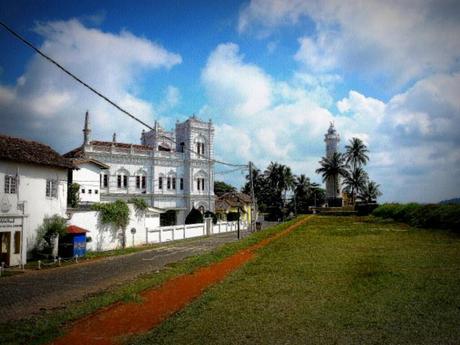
[249,161,256,231]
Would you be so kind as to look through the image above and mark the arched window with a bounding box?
[135,169,147,190]
[194,170,207,192]
[116,168,129,189]
[195,136,206,156]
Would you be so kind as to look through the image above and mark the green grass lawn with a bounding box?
[130,216,460,345]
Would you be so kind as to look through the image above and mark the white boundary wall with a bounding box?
[146,220,248,244]
[69,206,248,252]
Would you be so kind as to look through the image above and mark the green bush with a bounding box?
[185,207,204,224]
[204,211,218,224]
[226,212,240,221]
[372,203,460,232]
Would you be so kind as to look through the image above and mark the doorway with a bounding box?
[0,232,11,266]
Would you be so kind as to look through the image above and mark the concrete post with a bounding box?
[204,217,212,236]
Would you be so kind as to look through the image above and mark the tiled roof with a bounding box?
[66,225,89,234]
[216,192,252,210]
[63,141,152,159]
[0,134,74,169]
[72,158,109,169]
[90,141,151,150]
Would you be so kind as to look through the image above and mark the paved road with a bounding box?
[0,231,247,322]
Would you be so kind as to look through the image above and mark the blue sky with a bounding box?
[1,0,460,203]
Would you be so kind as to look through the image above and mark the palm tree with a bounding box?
[358,180,382,203]
[293,174,312,213]
[342,167,368,205]
[316,152,348,199]
[344,138,369,169]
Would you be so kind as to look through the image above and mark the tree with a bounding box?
[214,181,236,197]
[293,174,312,213]
[316,152,348,199]
[36,215,68,256]
[342,167,368,205]
[344,137,369,169]
[358,180,382,203]
[67,183,80,208]
[185,207,204,224]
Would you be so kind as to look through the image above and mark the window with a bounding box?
[167,177,171,189]
[196,142,201,154]
[101,174,108,188]
[159,176,163,190]
[46,180,57,198]
[201,143,205,155]
[117,175,122,188]
[4,175,17,194]
[180,178,184,190]
[117,174,128,188]
[136,176,141,189]
[172,177,176,190]
[81,189,85,194]
[95,190,98,194]
[197,178,205,191]
[14,231,20,254]
[142,176,146,189]
[88,189,92,194]
[123,175,128,188]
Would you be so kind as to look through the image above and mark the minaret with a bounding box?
[82,111,91,146]
[324,122,340,201]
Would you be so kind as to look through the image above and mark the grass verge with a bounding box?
[129,216,460,345]
[0,218,302,345]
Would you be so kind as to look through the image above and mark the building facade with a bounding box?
[324,122,341,201]
[0,135,72,266]
[65,112,215,225]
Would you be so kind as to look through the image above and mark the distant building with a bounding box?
[0,134,73,266]
[64,112,215,225]
[215,192,254,224]
[324,122,341,202]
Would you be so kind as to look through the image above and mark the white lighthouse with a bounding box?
[324,122,341,202]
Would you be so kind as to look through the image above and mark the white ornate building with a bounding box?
[65,112,215,225]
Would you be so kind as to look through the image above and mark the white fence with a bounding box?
[147,220,248,244]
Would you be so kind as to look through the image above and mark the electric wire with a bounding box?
[0,20,248,169]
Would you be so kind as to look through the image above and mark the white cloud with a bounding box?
[0,19,182,150]
[201,43,272,117]
[240,0,460,86]
[202,41,460,202]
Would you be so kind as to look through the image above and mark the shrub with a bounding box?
[92,200,130,247]
[185,207,204,224]
[226,212,240,222]
[372,203,460,232]
[204,211,218,224]
[67,183,80,208]
[36,215,68,255]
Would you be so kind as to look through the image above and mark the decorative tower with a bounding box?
[324,122,341,203]
[82,111,91,146]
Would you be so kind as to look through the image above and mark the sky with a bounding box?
[1,0,460,203]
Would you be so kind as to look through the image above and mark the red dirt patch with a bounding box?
[51,217,310,345]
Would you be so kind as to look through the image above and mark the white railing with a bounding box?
[147,220,248,244]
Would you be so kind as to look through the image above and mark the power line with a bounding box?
[0,20,247,169]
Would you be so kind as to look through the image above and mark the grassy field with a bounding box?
[130,216,460,345]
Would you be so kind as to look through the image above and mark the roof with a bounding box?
[0,134,74,169]
[72,158,109,169]
[64,141,152,159]
[215,192,252,211]
[66,225,89,234]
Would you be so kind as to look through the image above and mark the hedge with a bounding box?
[372,203,460,232]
